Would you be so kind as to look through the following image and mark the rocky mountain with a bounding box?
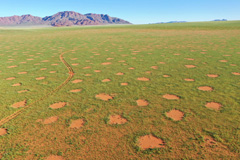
[0,11,131,26]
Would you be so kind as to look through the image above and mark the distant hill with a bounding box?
[0,11,131,26]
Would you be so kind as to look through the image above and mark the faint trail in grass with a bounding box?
[0,50,75,127]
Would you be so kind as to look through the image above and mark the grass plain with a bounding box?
[0,21,240,159]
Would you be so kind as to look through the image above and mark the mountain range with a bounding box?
[0,11,131,26]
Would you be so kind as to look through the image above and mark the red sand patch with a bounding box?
[163,75,171,77]
[185,65,196,68]
[7,65,17,68]
[163,94,180,100]
[36,77,45,80]
[18,90,29,93]
[107,58,114,60]
[12,83,22,86]
[0,128,7,136]
[41,60,49,62]
[128,67,135,70]
[184,79,195,81]
[137,77,150,81]
[49,71,56,73]
[11,100,27,108]
[102,79,111,82]
[198,86,213,91]
[159,62,166,64]
[45,155,64,160]
[70,79,83,84]
[116,72,124,75]
[219,60,228,62]
[40,68,47,71]
[101,62,112,65]
[205,102,222,110]
[138,135,165,150]
[95,93,113,101]
[6,77,16,80]
[20,62,27,64]
[121,83,128,86]
[185,58,195,61]
[42,116,58,124]
[207,74,219,78]
[18,72,27,74]
[27,58,34,61]
[94,70,101,73]
[232,72,240,75]
[70,119,85,129]
[166,109,184,121]
[70,89,82,93]
[72,63,79,66]
[49,102,67,109]
[83,66,91,69]
[136,99,149,106]
[51,64,59,66]
[109,115,127,124]
[151,66,158,69]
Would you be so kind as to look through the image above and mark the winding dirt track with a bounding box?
[0,51,74,127]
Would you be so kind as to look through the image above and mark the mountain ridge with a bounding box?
[0,11,131,26]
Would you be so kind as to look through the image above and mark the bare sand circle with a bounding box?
[184,79,195,81]
[49,71,56,73]
[8,65,17,68]
[49,102,67,109]
[11,100,26,108]
[51,64,59,66]
[6,77,16,80]
[207,74,219,78]
[219,60,228,62]
[18,72,27,74]
[70,119,85,129]
[163,75,171,78]
[166,109,184,121]
[12,83,22,86]
[159,62,166,64]
[205,102,222,110]
[95,93,113,101]
[70,89,82,93]
[72,79,83,83]
[185,65,196,68]
[137,77,150,81]
[18,90,29,93]
[0,128,7,136]
[232,72,240,75]
[128,67,135,70]
[116,72,124,75]
[163,94,180,100]
[101,62,112,65]
[121,83,128,86]
[45,155,64,160]
[151,66,158,69]
[40,68,47,70]
[198,86,213,91]
[138,135,165,150]
[72,63,79,66]
[109,115,127,125]
[102,79,111,82]
[94,70,101,73]
[185,58,195,61]
[36,77,45,80]
[136,99,149,106]
[85,74,92,76]
[83,66,91,69]
[42,116,58,124]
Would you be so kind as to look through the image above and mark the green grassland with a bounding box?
[0,21,240,159]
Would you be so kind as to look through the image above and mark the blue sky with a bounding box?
[0,0,239,24]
